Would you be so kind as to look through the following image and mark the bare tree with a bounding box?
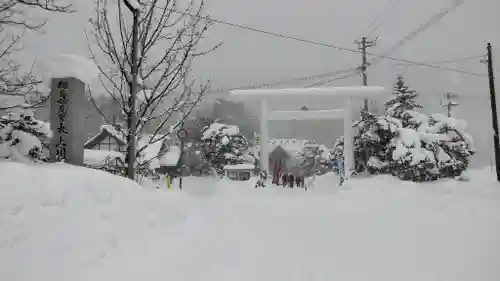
[0,0,72,109]
[87,0,218,180]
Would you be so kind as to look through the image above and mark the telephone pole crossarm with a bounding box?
[441,92,459,117]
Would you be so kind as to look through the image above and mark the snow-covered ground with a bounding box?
[1,161,500,281]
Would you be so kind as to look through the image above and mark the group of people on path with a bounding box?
[255,169,306,189]
[276,173,305,189]
[255,155,347,188]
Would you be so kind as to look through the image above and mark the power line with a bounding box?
[207,66,358,94]
[361,0,399,38]
[395,54,485,75]
[369,0,466,67]
[364,52,485,76]
[150,4,485,77]
[423,54,485,64]
[304,72,359,88]
[306,54,485,90]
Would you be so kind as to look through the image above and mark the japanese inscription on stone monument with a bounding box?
[56,81,69,161]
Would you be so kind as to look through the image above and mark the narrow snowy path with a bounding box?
[159,179,500,281]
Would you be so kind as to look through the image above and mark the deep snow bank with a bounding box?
[2,162,500,281]
[0,161,194,281]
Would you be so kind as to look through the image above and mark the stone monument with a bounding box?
[49,77,86,165]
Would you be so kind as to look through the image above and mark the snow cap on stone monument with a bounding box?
[39,54,100,93]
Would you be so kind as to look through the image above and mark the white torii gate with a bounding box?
[229,86,387,180]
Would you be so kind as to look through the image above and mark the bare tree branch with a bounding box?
[0,0,73,110]
[87,0,219,173]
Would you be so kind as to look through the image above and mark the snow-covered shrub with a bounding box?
[390,128,440,182]
[387,112,474,181]
[201,122,253,174]
[0,110,51,162]
[294,144,332,176]
[426,114,475,178]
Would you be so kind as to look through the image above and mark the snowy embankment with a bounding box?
[1,162,500,281]
[0,161,196,281]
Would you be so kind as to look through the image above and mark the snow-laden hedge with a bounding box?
[0,110,51,163]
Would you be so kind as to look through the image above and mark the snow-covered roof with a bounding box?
[223,163,255,170]
[84,127,172,158]
[84,125,127,147]
[202,122,239,140]
[136,134,173,169]
[84,149,124,166]
[137,134,164,153]
[158,146,181,167]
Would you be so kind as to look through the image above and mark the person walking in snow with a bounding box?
[272,165,278,185]
[288,173,295,188]
[277,166,284,185]
[165,174,172,189]
[336,156,346,186]
[255,170,267,188]
[282,172,288,188]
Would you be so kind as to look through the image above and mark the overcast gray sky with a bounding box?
[17,0,500,167]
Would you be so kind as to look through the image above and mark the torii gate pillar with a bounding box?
[343,97,354,178]
[259,99,270,173]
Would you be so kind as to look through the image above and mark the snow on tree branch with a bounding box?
[87,0,218,177]
[0,0,72,110]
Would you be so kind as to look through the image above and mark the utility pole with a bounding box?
[484,42,500,182]
[355,36,377,111]
[441,92,459,117]
[123,1,140,180]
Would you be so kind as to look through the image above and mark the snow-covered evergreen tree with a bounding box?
[201,121,253,174]
[352,110,394,174]
[0,110,52,162]
[382,77,440,181]
[332,75,475,182]
[385,75,423,128]
[333,110,399,175]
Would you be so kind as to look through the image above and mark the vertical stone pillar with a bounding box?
[49,77,85,165]
[343,96,354,179]
[259,99,269,174]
